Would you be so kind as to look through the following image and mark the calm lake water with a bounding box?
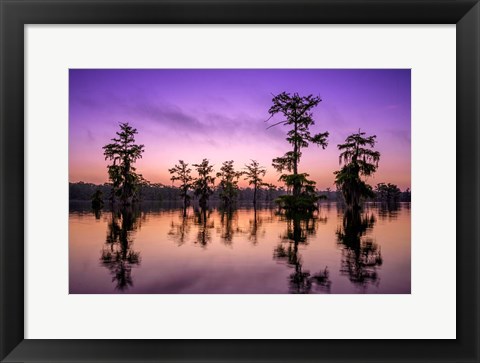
[69,202,411,294]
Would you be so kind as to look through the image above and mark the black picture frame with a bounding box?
[1,0,479,362]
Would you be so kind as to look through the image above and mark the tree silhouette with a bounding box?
[192,159,215,209]
[266,92,329,211]
[334,130,380,210]
[169,160,194,216]
[103,123,145,206]
[216,160,241,209]
[243,160,267,208]
[375,183,401,203]
[91,189,104,211]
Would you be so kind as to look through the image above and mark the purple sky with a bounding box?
[69,69,411,190]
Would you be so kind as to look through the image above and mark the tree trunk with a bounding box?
[293,121,300,198]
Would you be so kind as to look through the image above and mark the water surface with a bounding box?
[69,202,410,294]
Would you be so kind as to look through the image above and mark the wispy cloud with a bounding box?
[132,103,206,131]
[86,129,95,143]
[384,104,400,110]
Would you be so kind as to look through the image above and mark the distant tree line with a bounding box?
[70,181,410,203]
[69,181,286,203]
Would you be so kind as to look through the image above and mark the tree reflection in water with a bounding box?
[247,208,271,245]
[217,209,241,246]
[100,207,142,291]
[168,209,194,246]
[93,207,102,220]
[248,209,262,245]
[274,212,331,294]
[336,209,382,290]
[168,205,276,247]
[377,202,401,221]
[73,201,410,294]
[194,208,214,248]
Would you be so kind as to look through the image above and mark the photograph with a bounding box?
[3,0,479,360]
[69,68,411,294]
